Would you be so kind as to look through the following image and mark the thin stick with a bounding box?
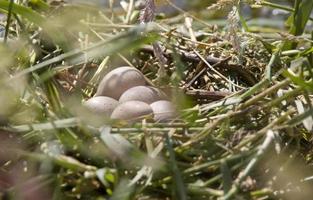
[140,45,257,85]
[193,50,245,89]
[185,56,231,88]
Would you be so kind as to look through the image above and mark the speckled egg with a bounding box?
[119,86,166,104]
[83,96,118,116]
[150,100,176,122]
[111,101,153,122]
[96,66,146,100]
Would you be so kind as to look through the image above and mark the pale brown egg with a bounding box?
[83,96,118,117]
[96,66,146,99]
[119,86,166,104]
[150,100,176,122]
[111,101,153,122]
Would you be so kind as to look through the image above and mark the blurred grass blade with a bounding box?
[86,56,110,94]
[96,168,117,191]
[44,81,63,113]
[5,175,54,198]
[100,126,164,170]
[283,69,313,92]
[0,0,45,26]
[10,117,79,132]
[289,0,313,36]
[0,0,67,47]
[259,39,275,54]
[13,25,159,78]
[3,0,13,44]
[129,142,164,187]
[301,47,313,56]
[288,107,313,128]
[265,45,282,80]
[99,126,134,158]
[238,5,249,32]
[52,154,97,172]
[295,100,313,131]
[28,0,49,11]
[111,179,134,200]
[221,160,232,194]
[239,79,270,100]
[284,0,313,49]
[16,149,96,171]
[165,130,187,200]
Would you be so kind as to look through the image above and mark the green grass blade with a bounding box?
[3,0,13,43]
[0,0,45,26]
[165,131,187,200]
[283,70,313,92]
[290,0,313,36]
[10,118,79,132]
[28,0,49,11]
[221,160,232,194]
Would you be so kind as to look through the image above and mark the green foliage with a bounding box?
[0,0,312,200]
[289,0,313,36]
[0,0,45,26]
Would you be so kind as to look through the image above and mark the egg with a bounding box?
[150,100,176,122]
[96,66,146,99]
[83,96,118,116]
[111,101,153,122]
[119,86,166,104]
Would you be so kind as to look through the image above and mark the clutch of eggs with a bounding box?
[84,66,176,123]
